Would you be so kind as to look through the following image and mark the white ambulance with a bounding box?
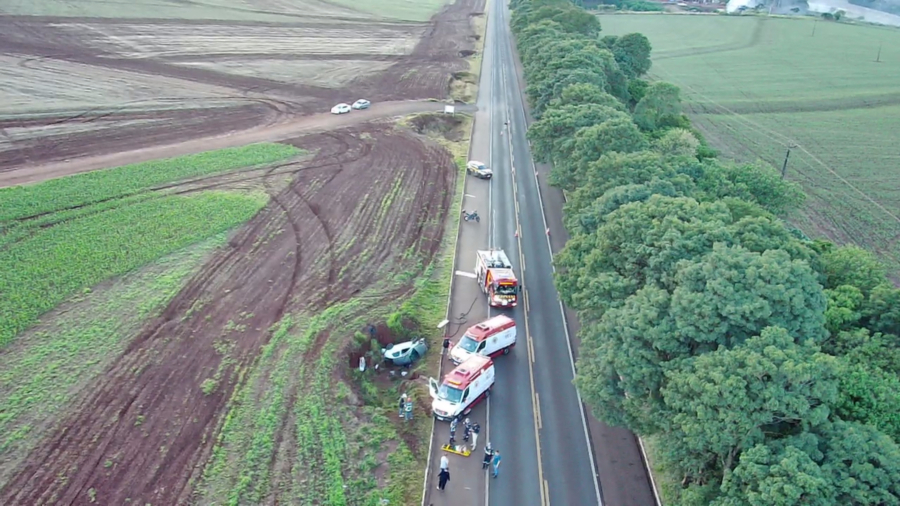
[428,355,495,422]
[449,315,516,365]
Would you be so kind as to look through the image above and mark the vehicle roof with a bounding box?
[489,268,516,282]
[443,355,492,387]
[465,315,515,341]
[477,249,512,267]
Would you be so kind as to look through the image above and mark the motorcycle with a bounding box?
[462,210,480,222]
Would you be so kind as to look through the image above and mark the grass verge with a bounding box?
[642,435,680,504]
[0,233,229,485]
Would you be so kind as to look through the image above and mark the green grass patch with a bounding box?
[600,14,900,273]
[0,233,227,484]
[0,191,268,347]
[641,435,680,505]
[0,143,299,222]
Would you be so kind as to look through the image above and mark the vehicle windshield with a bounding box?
[496,284,517,295]
[457,335,479,353]
[437,384,464,403]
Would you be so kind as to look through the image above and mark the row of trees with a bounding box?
[509,0,900,504]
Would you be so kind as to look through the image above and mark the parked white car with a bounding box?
[352,99,371,110]
[331,103,351,114]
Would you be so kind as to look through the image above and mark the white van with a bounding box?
[450,315,516,365]
[428,355,495,422]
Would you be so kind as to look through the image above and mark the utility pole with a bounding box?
[811,19,817,37]
[781,146,793,179]
[876,43,883,63]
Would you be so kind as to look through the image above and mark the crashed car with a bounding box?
[466,161,493,180]
[382,338,428,366]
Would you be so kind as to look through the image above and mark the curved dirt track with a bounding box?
[0,124,457,506]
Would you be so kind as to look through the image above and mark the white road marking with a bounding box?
[455,270,477,279]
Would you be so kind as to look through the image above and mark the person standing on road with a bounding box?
[438,467,451,491]
[398,393,406,419]
[482,442,494,469]
[440,455,449,473]
[470,422,481,451]
[404,396,414,421]
[491,450,501,478]
[449,418,458,446]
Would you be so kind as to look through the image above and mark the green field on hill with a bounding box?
[601,14,900,275]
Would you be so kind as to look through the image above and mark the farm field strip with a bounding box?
[601,13,900,273]
[0,143,300,221]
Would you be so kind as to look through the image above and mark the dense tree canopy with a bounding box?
[527,104,625,163]
[634,81,684,131]
[510,0,900,502]
[612,33,653,78]
[661,327,838,484]
[716,422,900,506]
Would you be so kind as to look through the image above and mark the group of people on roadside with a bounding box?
[436,417,501,493]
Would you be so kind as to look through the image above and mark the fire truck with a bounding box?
[450,315,516,365]
[428,355,495,422]
[474,249,520,308]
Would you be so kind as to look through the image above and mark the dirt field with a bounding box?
[0,0,484,503]
[1,124,453,505]
[0,0,480,173]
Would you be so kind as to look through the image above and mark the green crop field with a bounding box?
[601,14,900,275]
[0,143,300,346]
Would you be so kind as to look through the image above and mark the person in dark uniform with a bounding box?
[482,442,494,469]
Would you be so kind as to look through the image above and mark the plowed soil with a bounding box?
[0,124,455,506]
[0,0,484,503]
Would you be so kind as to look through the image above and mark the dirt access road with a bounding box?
[0,0,487,503]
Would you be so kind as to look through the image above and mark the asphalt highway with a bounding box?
[426,1,659,505]
[484,0,601,504]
